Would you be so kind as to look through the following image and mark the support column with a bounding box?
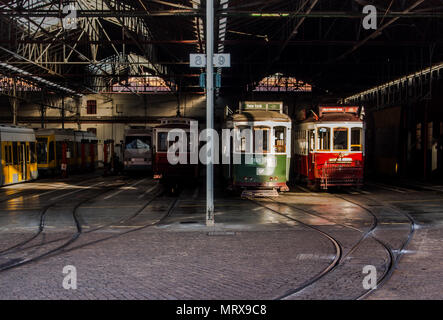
[206,0,215,227]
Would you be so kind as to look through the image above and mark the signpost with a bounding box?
[189,0,230,226]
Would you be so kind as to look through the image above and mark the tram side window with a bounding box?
[333,128,349,151]
[56,142,63,161]
[37,139,48,164]
[4,145,10,165]
[48,141,55,162]
[12,142,18,165]
[274,127,286,153]
[318,128,330,151]
[309,130,315,152]
[351,128,363,151]
[30,142,36,163]
[26,145,30,163]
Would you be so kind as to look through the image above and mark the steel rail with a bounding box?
[247,197,342,300]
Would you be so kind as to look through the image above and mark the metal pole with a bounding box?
[12,77,17,125]
[206,0,215,226]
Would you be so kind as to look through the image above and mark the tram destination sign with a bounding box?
[241,102,283,113]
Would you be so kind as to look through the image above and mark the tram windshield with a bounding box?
[274,127,286,153]
[253,127,270,153]
[157,132,190,152]
[157,133,168,152]
[318,127,331,151]
[37,138,48,164]
[125,136,151,151]
[234,126,252,153]
[333,128,349,151]
[351,127,363,151]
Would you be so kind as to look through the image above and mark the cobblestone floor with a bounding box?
[0,175,442,300]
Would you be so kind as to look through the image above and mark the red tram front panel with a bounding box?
[295,152,364,188]
[293,106,365,189]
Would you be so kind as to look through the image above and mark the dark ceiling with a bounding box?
[0,0,442,99]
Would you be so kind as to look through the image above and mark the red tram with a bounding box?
[293,106,365,189]
[153,117,199,185]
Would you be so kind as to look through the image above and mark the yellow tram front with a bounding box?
[0,125,38,186]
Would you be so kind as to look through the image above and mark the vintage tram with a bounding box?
[35,129,98,175]
[153,117,199,185]
[223,101,292,196]
[123,127,153,172]
[293,106,365,189]
[0,125,38,186]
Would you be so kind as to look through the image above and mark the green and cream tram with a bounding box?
[224,101,291,194]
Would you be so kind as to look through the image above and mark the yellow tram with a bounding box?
[0,125,38,186]
[35,129,98,175]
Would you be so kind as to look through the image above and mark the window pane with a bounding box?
[37,138,48,164]
[235,126,251,153]
[157,132,168,152]
[274,127,286,153]
[13,142,18,165]
[126,136,151,150]
[309,130,315,152]
[318,127,330,150]
[48,141,55,162]
[254,127,270,153]
[333,128,349,151]
[351,128,363,151]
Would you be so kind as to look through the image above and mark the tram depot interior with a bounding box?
[0,0,443,301]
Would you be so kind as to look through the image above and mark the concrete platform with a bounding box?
[0,173,443,300]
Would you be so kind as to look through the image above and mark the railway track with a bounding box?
[255,187,416,300]
[0,175,113,256]
[332,192,416,299]
[247,197,343,300]
[0,179,177,273]
[0,180,128,271]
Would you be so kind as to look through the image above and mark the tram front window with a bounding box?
[351,128,363,151]
[234,126,252,153]
[318,127,331,151]
[37,138,48,164]
[254,127,270,153]
[333,128,349,151]
[157,133,168,152]
[274,127,286,153]
[125,136,151,151]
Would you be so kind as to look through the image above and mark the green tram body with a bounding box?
[224,101,292,192]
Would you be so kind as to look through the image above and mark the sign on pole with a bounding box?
[190,54,207,68]
[190,54,231,68]
[214,54,231,68]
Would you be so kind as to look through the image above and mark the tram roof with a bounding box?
[230,110,291,123]
[301,113,362,124]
